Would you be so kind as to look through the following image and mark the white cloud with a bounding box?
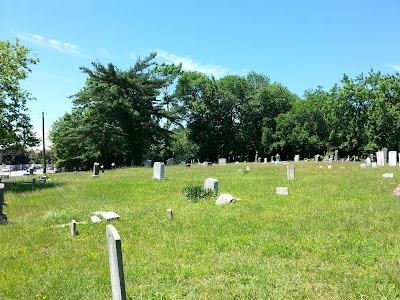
[99,48,114,59]
[155,50,229,77]
[17,33,82,56]
[388,64,400,72]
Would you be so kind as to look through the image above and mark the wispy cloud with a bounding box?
[156,50,229,77]
[17,33,82,56]
[98,48,114,59]
[388,64,400,72]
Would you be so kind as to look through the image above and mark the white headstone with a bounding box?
[166,209,173,219]
[100,212,121,221]
[218,158,227,165]
[371,162,377,168]
[294,155,300,162]
[204,178,218,194]
[106,225,126,300]
[360,163,366,168]
[287,165,295,180]
[383,173,394,178]
[264,158,268,163]
[365,157,371,166]
[328,165,332,169]
[153,162,165,180]
[91,216,102,223]
[276,187,288,195]
[389,151,397,167]
[376,151,385,166]
[215,194,234,205]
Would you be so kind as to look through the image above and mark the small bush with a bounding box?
[183,184,215,201]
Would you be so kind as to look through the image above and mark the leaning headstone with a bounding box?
[0,183,7,223]
[389,151,397,167]
[92,162,100,177]
[106,225,127,300]
[204,178,218,195]
[276,187,288,195]
[365,157,371,166]
[216,193,234,205]
[166,209,173,219]
[376,151,385,166]
[383,173,394,178]
[153,162,165,180]
[144,160,152,168]
[294,155,300,162]
[287,165,295,180]
[71,220,77,236]
[372,162,377,168]
[218,158,227,165]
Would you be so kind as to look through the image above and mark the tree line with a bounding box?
[2,40,400,170]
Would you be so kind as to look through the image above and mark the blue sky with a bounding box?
[1,0,400,145]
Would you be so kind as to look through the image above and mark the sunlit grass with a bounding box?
[0,162,399,299]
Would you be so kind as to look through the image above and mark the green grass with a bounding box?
[1,162,400,299]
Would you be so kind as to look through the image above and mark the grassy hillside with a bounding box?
[0,162,399,299]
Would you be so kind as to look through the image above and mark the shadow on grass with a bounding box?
[2,181,65,193]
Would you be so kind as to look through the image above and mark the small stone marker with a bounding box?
[218,158,227,165]
[204,178,218,195]
[276,187,288,195]
[371,162,377,168]
[328,165,332,169]
[166,158,175,166]
[216,193,234,205]
[383,173,394,178]
[100,212,121,221]
[264,158,267,163]
[166,208,173,219]
[271,156,274,163]
[153,162,165,180]
[389,151,397,166]
[294,154,300,162]
[32,178,36,185]
[287,165,295,180]
[334,150,339,161]
[0,183,7,223]
[71,220,77,236]
[106,225,127,300]
[93,162,100,177]
[144,160,152,168]
[360,163,366,168]
[365,157,371,166]
[91,216,102,223]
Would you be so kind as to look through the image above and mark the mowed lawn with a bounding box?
[0,161,399,299]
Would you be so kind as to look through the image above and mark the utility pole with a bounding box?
[42,111,46,174]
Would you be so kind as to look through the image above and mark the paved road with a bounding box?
[0,169,56,178]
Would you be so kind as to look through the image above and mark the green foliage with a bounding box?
[183,183,216,201]
[0,39,39,152]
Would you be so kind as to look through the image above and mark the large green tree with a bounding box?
[0,39,39,152]
[51,52,181,169]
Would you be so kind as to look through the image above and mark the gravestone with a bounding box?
[365,157,371,166]
[257,157,261,163]
[166,209,173,219]
[328,165,332,169]
[106,225,127,300]
[264,158,268,163]
[389,151,397,167]
[153,162,165,180]
[0,183,7,223]
[92,162,100,177]
[315,154,320,162]
[218,158,227,165]
[276,187,288,195]
[371,162,377,168]
[275,153,281,163]
[166,158,175,166]
[100,212,121,221]
[382,148,388,163]
[271,156,274,163]
[376,151,385,166]
[216,194,234,205]
[287,165,295,180]
[294,155,300,162]
[71,220,77,236]
[204,178,218,195]
[91,216,102,223]
[255,151,258,163]
[383,173,394,178]
[334,150,339,161]
[144,160,152,168]
[360,163,366,168]
[370,153,375,162]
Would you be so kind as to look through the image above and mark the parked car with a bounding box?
[1,166,15,172]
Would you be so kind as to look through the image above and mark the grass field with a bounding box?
[0,161,399,299]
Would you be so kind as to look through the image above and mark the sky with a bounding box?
[1,0,400,147]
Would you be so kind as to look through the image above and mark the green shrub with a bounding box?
[183,184,215,201]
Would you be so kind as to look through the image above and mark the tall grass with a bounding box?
[0,162,399,299]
